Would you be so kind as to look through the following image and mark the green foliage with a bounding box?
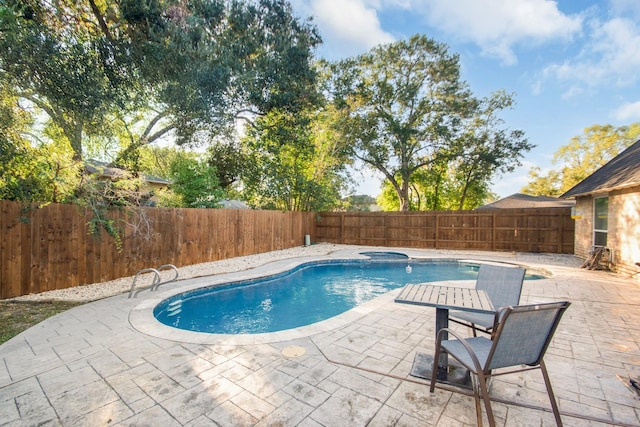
[522,167,563,197]
[449,90,532,209]
[135,145,191,179]
[0,85,81,203]
[206,141,246,190]
[117,0,322,148]
[327,35,528,211]
[0,1,128,159]
[167,157,224,208]
[0,0,321,161]
[522,123,640,196]
[0,85,40,201]
[241,108,349,211]
[376,167,490,211]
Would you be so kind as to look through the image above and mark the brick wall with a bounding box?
[573,186,640,276]
[610,187,640,276]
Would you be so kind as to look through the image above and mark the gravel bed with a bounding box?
[10,243,350,302]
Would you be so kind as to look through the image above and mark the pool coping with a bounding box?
[128,249,538,345]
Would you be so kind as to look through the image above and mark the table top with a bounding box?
[395,283,495,313]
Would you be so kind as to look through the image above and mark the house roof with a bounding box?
[476,193,575,209]
[561,139,640,198]
[86,160,170,185]
[218,199,250,209]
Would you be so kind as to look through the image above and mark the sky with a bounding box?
[289,0,640,199]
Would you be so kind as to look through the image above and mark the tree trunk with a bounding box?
[399,179,410,211]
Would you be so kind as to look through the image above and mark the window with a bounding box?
[593,197,608,246]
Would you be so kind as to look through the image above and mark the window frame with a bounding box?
[593,196,608,247]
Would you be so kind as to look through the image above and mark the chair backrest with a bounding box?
[475,264,526,309]
[486,301,571,371]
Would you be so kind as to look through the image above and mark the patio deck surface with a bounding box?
[1,246,639,426]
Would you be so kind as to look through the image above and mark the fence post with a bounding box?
[384,214,388,247]
[492,212,496,251]
[559,215,564,253]
[435,213,439,249]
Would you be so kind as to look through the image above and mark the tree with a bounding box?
[0,84,80,203]
[0,84,42,201]
[328,35,528,211]
[449,90,532,209]
[0,0,133,160]
[114,0,322,157]
[0,0,321,161]
[522,123,640,196]
[166,156,224,208]
[375,165,498,211]
[206,141,247,190]
[241,108,350,211]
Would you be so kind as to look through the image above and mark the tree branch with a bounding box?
[87,0,115,44]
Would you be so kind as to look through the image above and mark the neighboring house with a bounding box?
[343,195,381,212]
[86,160,170,206]
[218,199,250,209]
[477,193,575,210]
[561,139,640,275]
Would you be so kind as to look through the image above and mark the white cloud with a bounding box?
[613,101,640,121]
[294,0,395,60]
[610,0,640,19]
[544,17,640,91]
[414,0,582,65]
[560,85,585,100]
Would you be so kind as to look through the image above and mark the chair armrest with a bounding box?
[436,327,485,374]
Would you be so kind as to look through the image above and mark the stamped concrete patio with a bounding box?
[1,246,639,426]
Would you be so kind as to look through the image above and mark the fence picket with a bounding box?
[315,209,574,253]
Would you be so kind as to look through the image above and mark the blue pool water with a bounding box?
[154,257,497,334]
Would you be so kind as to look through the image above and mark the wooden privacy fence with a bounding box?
[315,208,574,253]
[0,201,316,299]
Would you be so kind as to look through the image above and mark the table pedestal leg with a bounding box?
[435,308,449,380]
[408,308,471,388]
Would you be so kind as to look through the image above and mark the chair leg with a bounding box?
[469,375,484,426]
[540,360,563,426]
[474,391,483,426]
[477,371,496,427]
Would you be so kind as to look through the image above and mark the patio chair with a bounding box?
[449,264,526,336]
[430,301,571,427]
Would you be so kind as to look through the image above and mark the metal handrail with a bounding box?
[151,264,179,291]
[128,268,160,298]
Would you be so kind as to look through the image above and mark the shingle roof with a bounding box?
[218,199,250,209]
[476,193,575,209]
[86,159,170,185]
[561,139,640,198]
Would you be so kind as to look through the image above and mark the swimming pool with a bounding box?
[154,257,486,334]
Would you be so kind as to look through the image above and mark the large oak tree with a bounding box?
[327,35,529,211]
[0,0,320,163]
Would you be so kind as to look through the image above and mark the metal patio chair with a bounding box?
[449,264,526,336]
[430,301,571,427]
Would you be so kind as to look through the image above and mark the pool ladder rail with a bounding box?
[128,264,179,298]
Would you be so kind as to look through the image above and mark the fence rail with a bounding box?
[0,201,316,299]
[315,209,574,253]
